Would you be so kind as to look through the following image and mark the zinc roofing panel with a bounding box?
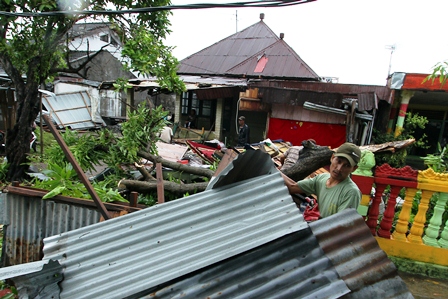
[2,194,101,267]
[310,209,413,299]
[42,91,104,129]
[42,151,306,299]
[142,229,351,299]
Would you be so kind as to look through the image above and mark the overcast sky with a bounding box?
[165,0,448,86]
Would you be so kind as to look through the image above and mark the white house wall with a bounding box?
[100,89,122,118]
[69,36,123,61]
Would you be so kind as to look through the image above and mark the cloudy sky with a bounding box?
[165,0,448,86]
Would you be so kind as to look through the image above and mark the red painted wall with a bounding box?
[267,118,346,148]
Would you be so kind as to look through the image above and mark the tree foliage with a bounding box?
[372,112,428,167]
[424,60,448,87]
[0,0,185,181]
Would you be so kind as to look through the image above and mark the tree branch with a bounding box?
[119,179,208,196]
[50,44,109,75]
[137,150,215,179]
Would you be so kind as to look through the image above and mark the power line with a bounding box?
[0,1,316,18]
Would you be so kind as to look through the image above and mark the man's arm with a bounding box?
[276,153,286,165]
[280,172,304,194]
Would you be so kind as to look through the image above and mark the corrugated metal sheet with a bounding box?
[178,20,279,75]
[251,80,392,103]
[195,86,241,100]
[1,194,101,267]
[0,259,62,298]
[357,92,378,111]
[0,151,414,298]
[310,209,413,299]
[10,259,62,299]
[41,151,306,299]
[271,103,345,124]
[139,210,413,299]
[261,87,343,107]
[141,229,351,299]
[227,39,319,80]
[42,91,105,129]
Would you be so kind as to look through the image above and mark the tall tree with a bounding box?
[0,0,184,181]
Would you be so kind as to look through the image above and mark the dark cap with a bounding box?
[334,142,361,167]
[238,116,245,121]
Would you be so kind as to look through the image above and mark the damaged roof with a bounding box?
[0,150,413,299]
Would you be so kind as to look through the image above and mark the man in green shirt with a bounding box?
[281,142,362,219]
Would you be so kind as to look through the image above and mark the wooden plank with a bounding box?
[156,163,164,204]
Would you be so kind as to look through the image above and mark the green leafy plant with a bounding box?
[115,104,168,163]
[0,279,18,298]
[372,112,429,168]
[32,163,128,203]
[113,77,133,92]
[33,163,84,199]
[2,0,185,182]
[137,193,157,206]
[424,60,448,87]
[0,160,9,185]
[93,182,128,203]
[421,143,447,173]
[42,130,103,173]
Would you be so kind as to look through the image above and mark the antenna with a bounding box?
[235,10,238,32]
[385,44,396,76]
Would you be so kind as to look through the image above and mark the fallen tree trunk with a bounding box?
[138,150,215,179]
[119,179,209,196]
[281,142,334,182]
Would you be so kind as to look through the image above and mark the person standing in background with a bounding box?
[237,116,250,146]
[185,109,197,129]
[159,123,174,144]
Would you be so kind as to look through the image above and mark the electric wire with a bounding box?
[0,1,316,18]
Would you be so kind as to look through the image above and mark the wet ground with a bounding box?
[399,271,448,299]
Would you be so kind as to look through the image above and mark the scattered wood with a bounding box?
[359,138,415,153]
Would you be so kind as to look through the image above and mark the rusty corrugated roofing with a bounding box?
[177,20,280,75]
[141,210,412,299]
[142,228,351,298]
[1,193,102,267]
[310,209,413,298]
[0,151,413,298]
[250,80,392,103]
[227,39,319,80]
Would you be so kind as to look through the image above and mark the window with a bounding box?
[100,34,109,43]
[181,91,216,129]
[181,92,199,114]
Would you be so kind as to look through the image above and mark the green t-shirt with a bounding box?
[297,173,361,218]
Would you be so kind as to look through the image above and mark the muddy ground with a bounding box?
[399,271,448,299]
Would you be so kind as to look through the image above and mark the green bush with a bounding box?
[372,112,428,168]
